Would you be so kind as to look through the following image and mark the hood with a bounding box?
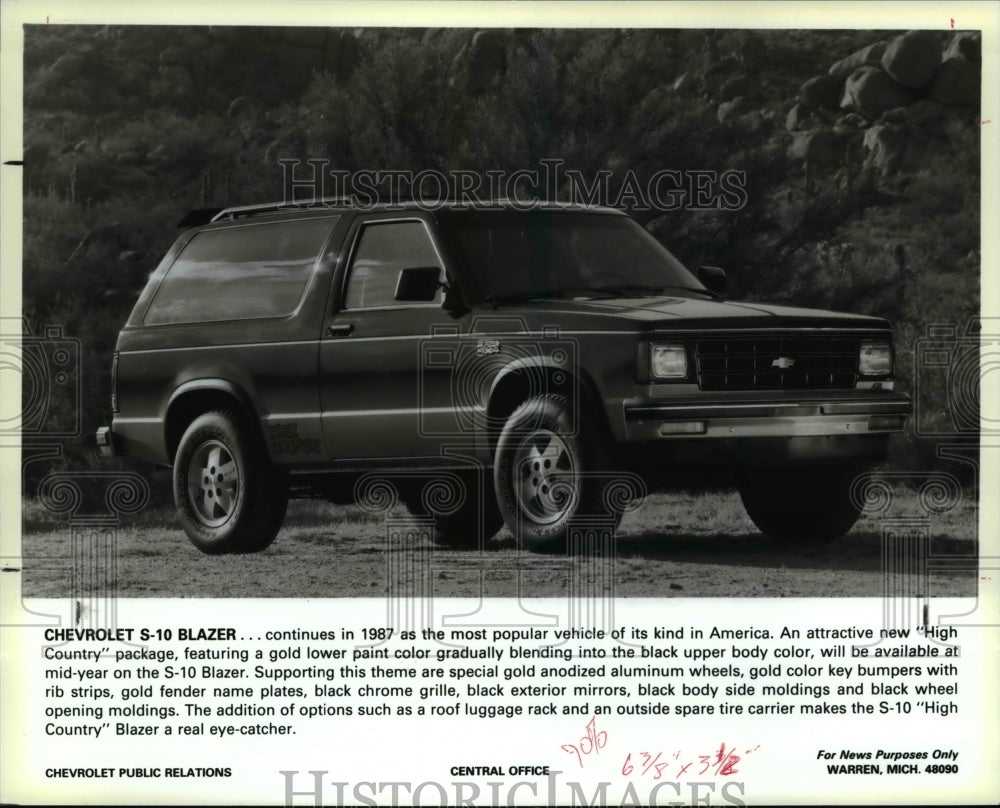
[495,294,891,332]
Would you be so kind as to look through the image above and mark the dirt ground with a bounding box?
[16,489,979,599]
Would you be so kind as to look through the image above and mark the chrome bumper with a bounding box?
[624,394,912,441]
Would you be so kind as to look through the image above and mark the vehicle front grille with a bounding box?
[696,335,859,391]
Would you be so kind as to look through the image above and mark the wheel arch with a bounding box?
[486,362,613,454]
[164,380,268,465]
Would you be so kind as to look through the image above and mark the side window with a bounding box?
[144,216,337,325]
[343,221,441,309]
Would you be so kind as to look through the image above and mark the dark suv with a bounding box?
[97,200,911,554]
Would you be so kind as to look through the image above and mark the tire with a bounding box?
[493,394,621,554]
[401,473,503,548]
[172,410,288,554]
[739,464,864,543]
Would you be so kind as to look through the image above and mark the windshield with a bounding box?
[437,210,706,303]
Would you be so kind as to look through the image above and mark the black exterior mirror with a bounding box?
[697,265,727,296]
[395,266,442,301]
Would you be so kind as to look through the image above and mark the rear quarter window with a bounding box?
[143,216,338,325]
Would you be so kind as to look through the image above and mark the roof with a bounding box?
[177,197,624,227]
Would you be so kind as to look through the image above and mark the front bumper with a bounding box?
[625,395,911,438]
[622,393,911,463]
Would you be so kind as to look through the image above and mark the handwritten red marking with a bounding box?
[950,18,954,28]
[641,751,665,776]
[712,742,742,776]
[982,121,992,126]
[623,743,758,779]
[620,751,669,779]
[561,716,608,769]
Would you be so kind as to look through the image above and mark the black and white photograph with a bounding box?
[11,19,986,598]
[1,1,997,805]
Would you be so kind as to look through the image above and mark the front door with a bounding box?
[319,214,473,462]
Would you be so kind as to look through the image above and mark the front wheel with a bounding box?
[400,472,503,548]
[494,394,621,554]
[173,410,288,554]
[739,465,864,543]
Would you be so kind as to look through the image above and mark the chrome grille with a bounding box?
[696,335,858,391]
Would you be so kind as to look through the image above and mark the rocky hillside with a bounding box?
[785,31,981,178]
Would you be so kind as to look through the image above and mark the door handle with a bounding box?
[326,323,354,337]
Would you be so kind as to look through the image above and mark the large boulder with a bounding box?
[881,30,942,88]
[785,102,827,132]
[833,112,868,134]
[928,57,981,107]
[863,124,907,174]
[879,107,910,124]
[829,41,887,77]
[944,31,981,64]
[717,96,753,124]
[738,109,765,133]
[788,129,847,171]
[717,97,765,132]
[863,123,934,175]
[841,67,911,118]
[800,74,844,110]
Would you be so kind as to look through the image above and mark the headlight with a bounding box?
[859,342,893,376]
[650,344,688,379]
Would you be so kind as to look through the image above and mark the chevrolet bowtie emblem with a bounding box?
[771,356,796,369]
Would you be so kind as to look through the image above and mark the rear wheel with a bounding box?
[173,410,288,554]
[494,394,622,554]
[739,464,863,542]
